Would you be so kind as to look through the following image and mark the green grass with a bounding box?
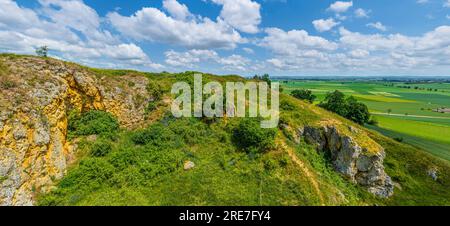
[372,115,450,145]
[369,132,450,206]
[37,114,367,206]
[368,125,450,161]
[38,108,450,206]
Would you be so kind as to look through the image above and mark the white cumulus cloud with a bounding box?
[211,0,261,34]
[355,8,370,18]
[107,3,245,49]
[312,18,340,32]
[328,1,353,13]
[367,22,387,31]
[162,0,192,21]
[0,0,161,70]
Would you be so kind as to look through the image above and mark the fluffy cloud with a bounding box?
[312,18,340,32]
[107,5,245,49]
[339,27,414,51]
[259,28,338,56]
[243,47,255,54]
[367,22,387,31]
[354,8,370,18]
[328,1,353,13]
[260,25,450,74]
[165,49,219,67]
[0,0,161,69]
[165,49,251,72]
[162,0,192,21]
[212,0,261,34]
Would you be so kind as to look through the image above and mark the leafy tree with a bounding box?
[261,74,271,87]
[36,46,49,57]
[345,97,370,125]
[291,89,316,103]
[232,118,277,153]
[253,74,272,87]
[319,90,348,116]
[319,91,371,125]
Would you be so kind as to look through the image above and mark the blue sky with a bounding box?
[2,0,450,76]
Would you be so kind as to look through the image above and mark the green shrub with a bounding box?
[130,123,182,148]
[232,118,277,153]
[90,141,112,157]
[368,117,379,126]
[1,80,16,89]
[147,80,163,101]
[59,158,115,189]
[291,89,316,103]
[280,100,297,111]
[146,101,159,112]
[109,148,140,170]
[68,110,119,137]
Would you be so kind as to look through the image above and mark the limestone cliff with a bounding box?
[0,56,152,205]
[301,124,394,198]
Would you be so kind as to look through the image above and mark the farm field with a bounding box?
[278,80,450,161]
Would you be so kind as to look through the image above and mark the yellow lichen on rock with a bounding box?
[0,55,153,205]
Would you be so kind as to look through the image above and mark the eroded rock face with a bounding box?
[303,125,394,198]
[0,56,152,205]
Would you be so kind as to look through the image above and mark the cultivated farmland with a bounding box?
[278,80,450,161]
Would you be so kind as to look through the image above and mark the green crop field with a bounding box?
[278,80,450,161]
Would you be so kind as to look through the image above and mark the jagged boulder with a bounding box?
[302,125,394,198]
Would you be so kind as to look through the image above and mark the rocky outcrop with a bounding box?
[0,56,152,205]
[301,125,394,198]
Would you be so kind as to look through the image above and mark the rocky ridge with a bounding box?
[301,124,394,198]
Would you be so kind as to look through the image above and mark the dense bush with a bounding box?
[90,141,112,157]
[368,117,379,126]
[232,118,277,153]
[291,89,316,103]
[319,91,371,125]
[68,110,119,137]
[58,158,115,189]
[131,123,180,147]
[146,80,163,101]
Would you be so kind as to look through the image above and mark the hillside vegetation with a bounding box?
[0,54,449,206]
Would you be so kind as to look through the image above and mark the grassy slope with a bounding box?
[37,117,366,206]
[2,54,448,206]
[370,132,450,206]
